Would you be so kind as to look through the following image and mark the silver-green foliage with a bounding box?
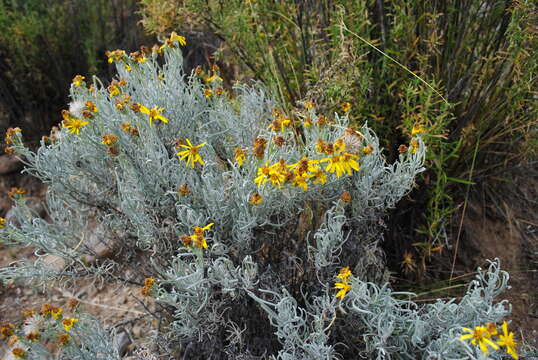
[0,45,520,359]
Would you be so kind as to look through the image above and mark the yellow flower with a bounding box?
[341,102,351,113]
[341,154,360,175]
[410,139,419,154]
[0,217,5,229]
[268,169,287,188]
[334,138,346,153]
[51,307,63,319]
[460,326,499,354]
[62,318,78,331]
[321,155,345,178]
[139,105,169,127]
[108,84,120,97]
[249,192,263,205]
[176,139,207,168]
[334,282,351,299]
[62,117,89,136]
[204,89,213,98]
[169,31,187,46]
[101,134,118,146]
[254,162,272,187]
[184,223,214,249]
[310,167,327,185]
[485,322,498,337]
[85,101,98,113]
[234,148,246,166]
[497,321,518,359]
[411,123,425,135]
[291,172,308,191]
[125,64,132,72]
[105,49,127,63]
[72,75,85,87]
[362,145,373,155]
[337,266,352,282]
[205,74,223,83]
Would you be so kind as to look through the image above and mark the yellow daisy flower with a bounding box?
[176,139,207,168]
[460,325,499,354]
[497,321,518,359]
[139,105,169,127]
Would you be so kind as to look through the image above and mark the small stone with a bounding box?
[114,330,132,356]
[41,254,67,272]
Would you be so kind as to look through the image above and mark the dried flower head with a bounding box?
[340,191,352,203]
[8,187,26,199]
[249,192,263,205]
[178,184,190,196]
[272,136,285,147]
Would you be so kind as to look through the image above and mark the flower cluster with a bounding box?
[4,127,22,154]
[141,277,156,297]
[460,321,518,359]
[334,266,352,299]
[0,302,81,359]
[180,223,214,250]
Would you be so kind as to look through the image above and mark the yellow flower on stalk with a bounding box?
[176,139,207,168]
[62,116,89,136]
[101,134,118,146]
[169,31,187,46]
[497,321,518,359]
[0,217,6,229]
[460,326,499,354]
[62,318,78,331]
[139,105,169,127]
[341,102,351,113]
[205,74,223,83]
[310,167,327,185]
[51,307,63,319]
[412,123,425,135]
[72,75,85,87]
[337,266,352,282]
[254,162,272,187]
[183,223,214,249]
[291,172,308,191]
[334,282,351,299]
[204,89,213,98]
[268,169,286,188]
[234,148,246,166]
[334,266,352,299]
[108,84,120,97]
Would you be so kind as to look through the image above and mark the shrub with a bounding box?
[138,0,538,268]
[0,38,529,359]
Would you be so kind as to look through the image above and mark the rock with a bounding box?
[113,330,132,357]
[0,154,23,175]
[41,254,67,272]
[81,219,121,264]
